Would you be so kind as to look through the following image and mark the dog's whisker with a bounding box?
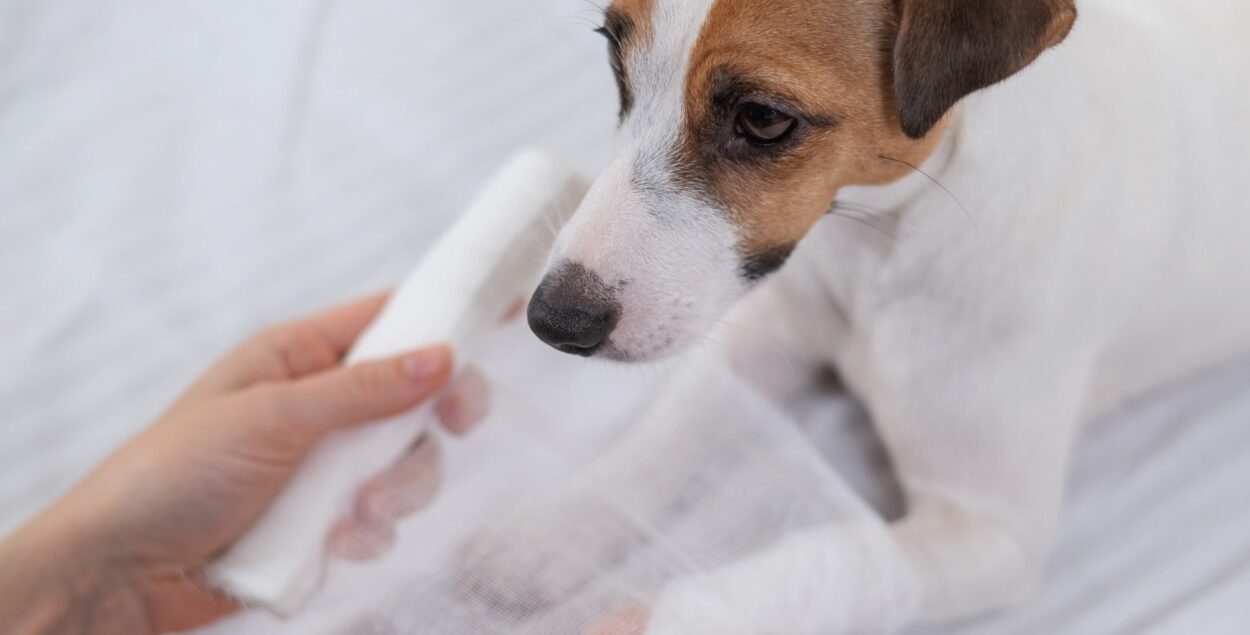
[771,343,797,376]
[830,200,891,217]
[579,0,608,14]
[558,2,612,34]
[829,203,887,223]
[557,15,606,32]
[828,205,900,241]
[685,313,747,331]
[835,200,927,235]
[878,154,977,230]
[566,0,619,45]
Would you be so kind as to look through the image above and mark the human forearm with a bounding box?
[0,502,148,635]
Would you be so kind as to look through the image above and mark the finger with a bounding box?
[260,344,453,442]
[252,292,393,380]
[356,436,443,522]
[299,291,391,357]
[186,293,392,397]
[326,516,397,562]
[434,366,491,436]
[587,603,650,635]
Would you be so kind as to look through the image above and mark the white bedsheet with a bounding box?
[2,1,1248,633]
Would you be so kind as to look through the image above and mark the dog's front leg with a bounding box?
[456,274,838,620]
[643,326,1094,634]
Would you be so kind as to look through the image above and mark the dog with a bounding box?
[522,0,1250,632]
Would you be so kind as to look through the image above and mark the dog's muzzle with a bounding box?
[527,261,621,357]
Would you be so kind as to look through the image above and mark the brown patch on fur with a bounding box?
[676,0,1074,267]
[894,0,1077,138]
[681,0,937,259]
[607,0,656,43]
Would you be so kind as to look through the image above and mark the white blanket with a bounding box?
[2,1,1249,633]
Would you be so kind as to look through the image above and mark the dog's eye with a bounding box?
[734,103,797,144]
[597,23,633,118]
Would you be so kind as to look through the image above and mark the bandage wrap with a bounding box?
[204,151,878,634]
[206,151,590,613]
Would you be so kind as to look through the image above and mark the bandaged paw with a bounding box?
[645,573,766,635]
[455,493,650,619]
[644,521,918,635]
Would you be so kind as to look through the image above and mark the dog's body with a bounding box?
[519,0,1250,632]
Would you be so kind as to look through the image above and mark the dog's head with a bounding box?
[529,0,1076,361]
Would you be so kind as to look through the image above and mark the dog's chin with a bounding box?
[595,340,689,364]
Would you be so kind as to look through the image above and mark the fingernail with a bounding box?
[402,345,452,382]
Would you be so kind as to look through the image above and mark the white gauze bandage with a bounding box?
[206,151,589,614]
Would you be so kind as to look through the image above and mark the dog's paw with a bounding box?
[453,495,649,620]
[643,573,758,635]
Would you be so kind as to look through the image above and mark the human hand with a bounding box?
[0,294,483,635]
[586,603,650,635]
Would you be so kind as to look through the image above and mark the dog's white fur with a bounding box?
[551,0,745,361]
[545,0,1250,632]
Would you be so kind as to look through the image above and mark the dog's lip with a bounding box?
[553,342,602,357]
[566,341,640,363]
[594,340,687,364]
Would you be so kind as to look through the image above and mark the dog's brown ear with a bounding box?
[893,0,1077,139]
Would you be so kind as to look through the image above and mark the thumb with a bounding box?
[263,344,454,441]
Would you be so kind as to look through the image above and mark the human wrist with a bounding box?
[0,496,149,634]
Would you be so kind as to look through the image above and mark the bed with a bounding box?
[2,1,1248,633]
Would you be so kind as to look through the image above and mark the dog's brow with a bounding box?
[601,6,638,118]
[709,70,841,129]
[601,7,634,46]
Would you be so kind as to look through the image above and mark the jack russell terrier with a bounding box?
[520,0,1250,632]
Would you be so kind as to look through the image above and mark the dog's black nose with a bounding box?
[528,262,621,356]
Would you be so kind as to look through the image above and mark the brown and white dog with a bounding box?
[523,0,1250,632]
